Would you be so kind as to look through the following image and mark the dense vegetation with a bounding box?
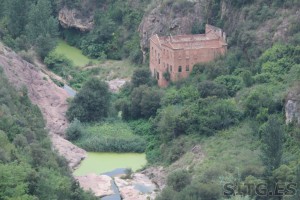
[1,0,300,199]
[0,68,97,200]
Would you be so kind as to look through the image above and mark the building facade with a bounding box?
[149,24,227,87]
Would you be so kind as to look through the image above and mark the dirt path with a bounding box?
[0,43,86,169]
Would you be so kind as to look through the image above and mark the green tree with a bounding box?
[130,85,162,119]
[260,116,284,176]
[26,0,58,58]
[197,80,228,98]
[131,68,151,88]
[67,78,111,122]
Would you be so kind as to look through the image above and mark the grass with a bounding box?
[195,121,264,182]
[75,121,147,152]
[54,40,97,67]
[166,121,264,183]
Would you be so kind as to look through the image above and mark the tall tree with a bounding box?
[260,116,284,176]
[26,0,58,58]
[6,0,30,38]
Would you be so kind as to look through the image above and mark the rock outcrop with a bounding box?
[58,7,94,31]
[285,86,300,124]
[115,173,157,200]
[0,42,86,169]
[75,174,114,197]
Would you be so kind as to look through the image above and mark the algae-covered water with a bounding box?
[74,152,147,176]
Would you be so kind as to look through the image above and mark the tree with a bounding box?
[26,0,58,58]
[67,78,111,122]
[197,80,228,98]
[260,116,284,176]
[130,85,162,119]
[131,68,151,88]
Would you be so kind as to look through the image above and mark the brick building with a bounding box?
[149,24,227,87]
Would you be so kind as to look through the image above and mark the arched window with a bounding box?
[178,66,182,72]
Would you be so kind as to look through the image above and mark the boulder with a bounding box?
[75,174,114,197]
[58,7,94,31]
[115,173,157,200]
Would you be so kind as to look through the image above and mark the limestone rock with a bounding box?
[75,174,114,197]
[285,86,300,124]
[58,7,94,31]
[115,173,157,200]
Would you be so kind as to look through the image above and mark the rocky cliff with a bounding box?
[285,85,300,124]
[58,7,94,31]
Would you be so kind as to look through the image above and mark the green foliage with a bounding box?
[215,75,244,96]
[0,70,96,199]
[197,80,228,98]
[67,78,111,122]
[241,85,280,119]
[167,170,191,192]
[26,0,58,58]
[44,51,73,77]
[74,122,146,152]
[260,116,284,176]
[131,68,151,88]
[66,119,85,141]
[123,85,162,120]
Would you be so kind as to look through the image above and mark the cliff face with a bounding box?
[138,1,205,59]
[285,85,300,124]
[58,7,94,31]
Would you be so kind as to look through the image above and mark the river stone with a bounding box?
[75,174,114,197]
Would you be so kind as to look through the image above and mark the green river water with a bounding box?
[74,152,147,176]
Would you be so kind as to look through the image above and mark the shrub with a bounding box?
[167,170,191,192]
[66,119,85,141]
[215,75,244,96]
[131,68,151,88]
[197,80,228,98]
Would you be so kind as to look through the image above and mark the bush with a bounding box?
[215,75,244,96]
[167,170,191,192]
[197,80,228,98]
[44,51,73,78]
[131,68,151,88]
[66,119,85,141]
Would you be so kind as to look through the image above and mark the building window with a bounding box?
[178,66,182,72]
[156,72,160,80]
[186,65,190,71]
[158,53,160,64]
